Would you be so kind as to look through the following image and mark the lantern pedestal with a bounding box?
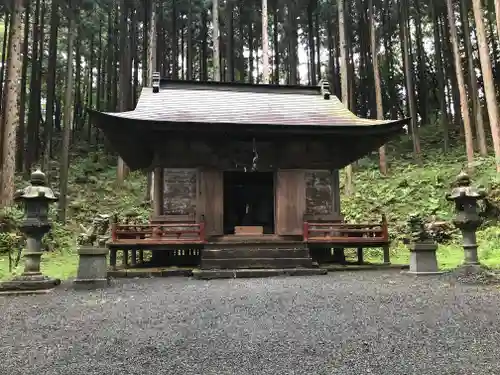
[0,225,60,295]
[407,242,444,275]
[73,246,109,289]
[0,275,61,295]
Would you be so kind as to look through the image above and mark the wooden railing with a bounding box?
[303,214,388,244]
[304,215,390,264]
[110,222,206,244]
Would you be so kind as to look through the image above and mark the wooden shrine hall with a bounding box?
[89,76,409,276]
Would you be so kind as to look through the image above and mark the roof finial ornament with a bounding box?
[152,72,160,93]
[319,79,331,100]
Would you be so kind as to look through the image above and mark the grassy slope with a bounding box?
[343,147,500,268]
[2,140,500,280]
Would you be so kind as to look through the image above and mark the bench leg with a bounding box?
[110,249,117,270]
[333,248,346,264]
[357,248,364,265]
[123,250,129,268]
[138,250,144,264]
[131,250,137,266]
[383,245,390,264]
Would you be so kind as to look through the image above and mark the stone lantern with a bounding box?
[0,169,61,294]
[446,171,486,266]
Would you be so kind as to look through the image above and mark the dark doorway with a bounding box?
[223,172,275,234]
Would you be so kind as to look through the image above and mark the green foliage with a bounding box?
[342,139,498,234]
[0,206,23,254]
[66,151,150,225]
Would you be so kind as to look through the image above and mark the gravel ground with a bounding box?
[1,271,500,375]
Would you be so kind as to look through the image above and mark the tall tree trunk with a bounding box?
[43,0,60,174]
[262,0,269,83]
[307,1,316,85]
[117,0,130,182]
[0,0,25,207]
[201,8,208,81]
[186,0,193,80]
[460,0,487,156]
[401,0,421,163]
[224,1,234,82]
[338,0,353,195]
[430,0,449,152]
[25,0,42,171]
[15,1,30,174]
[414,0,427,125]
[441,16,461,130]
[0,12,10,111]
[105,8,114,110]
[472,0,500,171]
[496,0,500,41]
[212,0,220,81]
[145,0,157,203]
[446,0,474,169]
[171,0,178,79]
[369,0,387,175]
[148,0,157,83]
[273,1,279,84]
[58,9,77,222]
[288,2,298,84]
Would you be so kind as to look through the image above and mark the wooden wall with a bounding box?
[153,137,337,170]
[155,168,341,237]
[162,168,197,215]
[306,170,333,215]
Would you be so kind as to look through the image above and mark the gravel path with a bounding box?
[1,271,500,375]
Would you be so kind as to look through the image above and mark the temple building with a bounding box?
[89,77,409,276]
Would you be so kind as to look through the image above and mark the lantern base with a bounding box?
[0,274,61,295]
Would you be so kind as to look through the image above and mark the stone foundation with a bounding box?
[0,274,61,295]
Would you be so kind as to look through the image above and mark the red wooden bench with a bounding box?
[303,214,390,264]
[107,214,205,269]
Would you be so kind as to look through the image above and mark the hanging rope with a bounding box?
[251,137,259,172]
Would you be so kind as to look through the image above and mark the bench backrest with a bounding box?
[303,213,344,223]
[150,214,196,225]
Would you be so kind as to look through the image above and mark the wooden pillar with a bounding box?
[110,249,117,270]
[153,167,164,216]
[331,169,341,215]
[331,169,345,263]
[151,166,164,265]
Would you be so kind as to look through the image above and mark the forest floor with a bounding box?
[1,136,500,280]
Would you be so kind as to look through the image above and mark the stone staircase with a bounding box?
[193,239,327,279]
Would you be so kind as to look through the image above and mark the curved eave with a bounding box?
[89,108,409,170]
[89,109,409,134]
[89,110,154,170]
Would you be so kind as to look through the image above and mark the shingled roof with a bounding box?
[90,79,409,130]
[88,80,409,170]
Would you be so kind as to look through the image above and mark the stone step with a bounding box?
[202,248,310,259]
[204,242,307,251]
[201,257,314,270]
[192,268,327,280]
